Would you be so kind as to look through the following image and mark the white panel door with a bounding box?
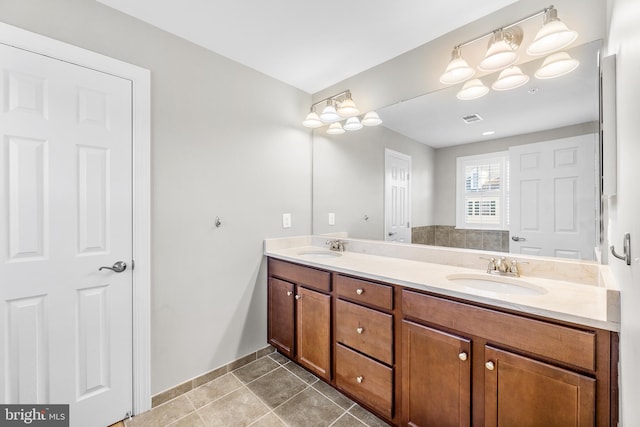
[385,149,411,243]
[0,43,133,426]
[509,135,597,260]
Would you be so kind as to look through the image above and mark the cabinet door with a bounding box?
[402,321,471,427]
[484,346,595,427]
[296,286,331,380]
[268,278,295,358]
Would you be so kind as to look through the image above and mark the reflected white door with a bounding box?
[509,135,596,259]
[0,43,133,426]
[385,149,411,243]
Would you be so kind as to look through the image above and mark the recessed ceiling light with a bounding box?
[482,130,496,136]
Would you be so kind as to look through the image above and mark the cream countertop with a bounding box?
[264,236,620,332]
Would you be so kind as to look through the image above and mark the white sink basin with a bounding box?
[446,273,547,296]
[297,250,342,258]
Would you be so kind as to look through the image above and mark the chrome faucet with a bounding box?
[482,256,528,277]
[326,239,347,252]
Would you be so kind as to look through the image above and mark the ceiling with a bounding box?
[96,0,518,94]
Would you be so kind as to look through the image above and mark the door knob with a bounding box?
[511,236,526,242]
[99,261,127,273]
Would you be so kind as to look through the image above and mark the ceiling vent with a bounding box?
[462,114,483,124]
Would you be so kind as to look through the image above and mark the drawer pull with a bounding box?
[458,352,468,361]
[485,361,495,371]
[356,288,364,295]
[295,294,301,300]
[356,327,364,334]
[356,376,364,383]
[286,291,292,296]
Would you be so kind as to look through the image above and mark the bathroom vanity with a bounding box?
[265,237,619,426]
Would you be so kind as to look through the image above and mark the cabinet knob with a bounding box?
[356,288,364,295]
[356,376,364,383]
[356,327,364,334]
[485,361,495,371]
[295,294,301,300]
[458,352,468,361]
[286,291,292,296]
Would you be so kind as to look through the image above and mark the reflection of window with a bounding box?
[456,152,508,230]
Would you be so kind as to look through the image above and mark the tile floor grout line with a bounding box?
[191,374,247,412]
[234,382,283,426]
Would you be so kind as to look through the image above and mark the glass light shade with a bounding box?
[326,122,345,134]
[492,66,530,91]
[319,102,340,122]
[526,9,578,56]
[361,111,382,126]
[478,32,519,72]
[337,97,359,117]
[302,111,323,128]
[343,117,363,131]
[534,52,580,79]
[456,79,489,100]
[440,48,475,85]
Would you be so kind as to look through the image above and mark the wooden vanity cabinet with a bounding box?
[266,257,618,426]
[334,274,395,419]
[402,289,615,427]
[401,320,471,427]
[267,259,331,380]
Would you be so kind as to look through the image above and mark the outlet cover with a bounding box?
[328,212,335,226]
[282,213,292,228]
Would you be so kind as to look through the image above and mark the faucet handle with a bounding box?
[480,256,497,272]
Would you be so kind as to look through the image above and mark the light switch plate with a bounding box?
[328,212,335,226]
[282,213,292,228]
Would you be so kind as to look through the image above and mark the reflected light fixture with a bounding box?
[527,8,578,56]
[534,52,580,79]
[302,90,382,135]
[440,47,475,84]
[456,79,489,100]
[362,111,382,126]
[492,66,530,91]
[439,6,579,100]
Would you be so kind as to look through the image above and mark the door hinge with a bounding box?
[131,259,135,270]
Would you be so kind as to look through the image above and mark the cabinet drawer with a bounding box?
[402,290,597,371]
[336,300,393,365]
[268,258,331,292]
[336,275,393,310]
[336,344,393,419]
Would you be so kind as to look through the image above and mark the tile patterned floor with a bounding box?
[125,352,389,427]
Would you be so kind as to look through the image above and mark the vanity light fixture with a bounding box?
[491,66,530,90]
[478,28,521,72]
[319,99,341,123]
[343,116,363,131]
[326,122,346,134]
[527,8,578,56]
[534,51,580,79]
[439,5,579,100]
[440,46,475,84]
[302,90,382,134]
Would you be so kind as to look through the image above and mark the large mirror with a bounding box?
[312,38,602,261]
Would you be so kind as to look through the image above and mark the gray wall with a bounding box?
[313,126,434,240]
[433,122,597,225]
[0,0,312,394]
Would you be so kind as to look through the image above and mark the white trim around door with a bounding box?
[0,22,152,415]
